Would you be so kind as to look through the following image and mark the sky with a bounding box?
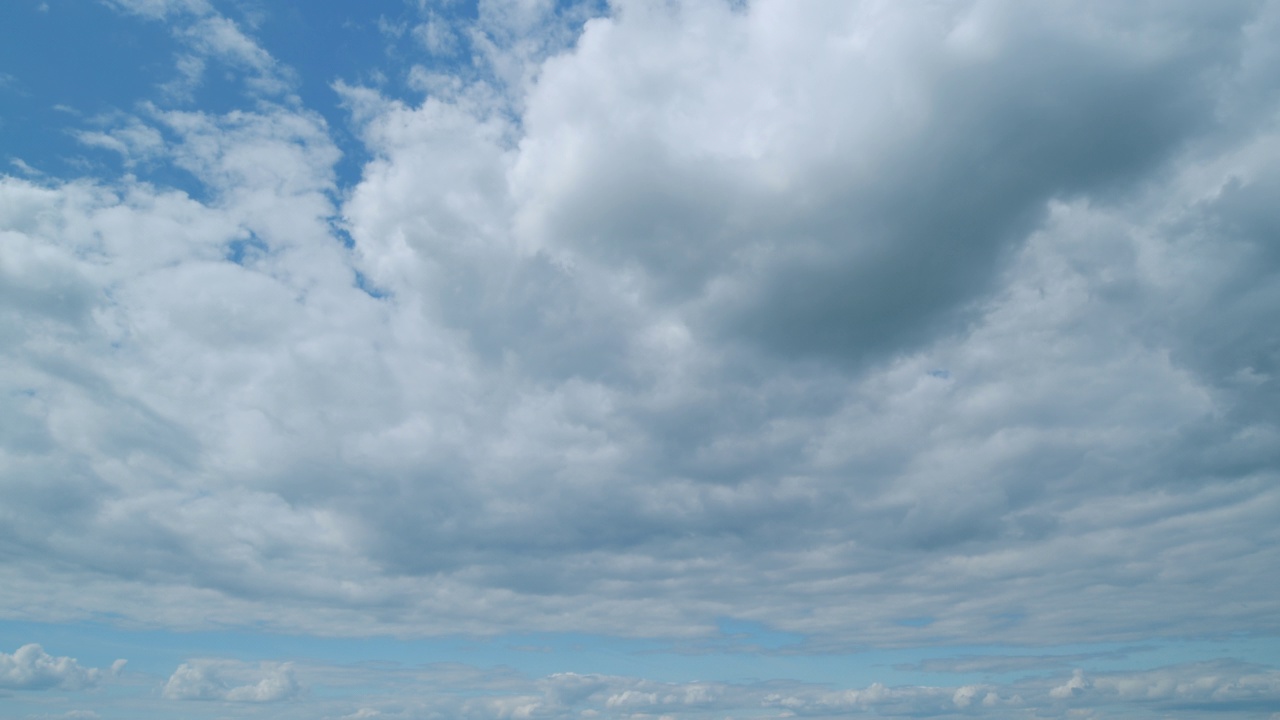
[1,0,1279,718]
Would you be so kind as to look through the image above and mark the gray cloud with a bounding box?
[512,0,1258,366]
[0,0,1277,667]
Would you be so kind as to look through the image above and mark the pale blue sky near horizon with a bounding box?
[3,617,1278,719]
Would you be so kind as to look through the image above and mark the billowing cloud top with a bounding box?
[0,644,122,691]
[0,2,1278,717]
[163,660,301,702]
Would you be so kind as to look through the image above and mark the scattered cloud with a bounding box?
[102,0,294,101]
[179,14,294,96]
[132,658,1280,718]
[413,14,461,56]
[8,158,42,176]
[72,119,167,167]
[163,660,302,702]
[12,652,1279,717]
[1,0,1277,649]
[0,644,122,691]
[1,0,1278,718]
[99,0,212,21]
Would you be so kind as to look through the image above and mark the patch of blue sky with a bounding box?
[1,2,261,202]
[0,2,183,175]
[236,0,597,192]
[225,231,268,265]
[713,617,806,650]
[5,619,1275,695]
[875,637,1280,688]
[2,1,610,201]
[1,2,348,197]
[239,0,428,191]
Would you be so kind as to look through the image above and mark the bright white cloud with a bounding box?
[163,660,302,702]
[0,644,122,691]
[72,119,167,167]
[1,0,1278,649]
[0,4,1277,715]
[180,15,294,97]
[133,658,1280,718]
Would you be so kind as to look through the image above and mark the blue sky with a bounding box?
[2,1,1279,719]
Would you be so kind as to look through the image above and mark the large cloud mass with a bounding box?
[1,0,1278,663]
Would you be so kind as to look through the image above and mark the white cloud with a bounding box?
[0,644,121,691]
[2,646,1266,719]
[100,0,211,21]
[8,158,41,176]
[73,120,167,167]
[180,15,293,97]
[1,0,1277,659]
[121,659,1272,717]
[3,4,1278,720]
[163,660,302,702]
[414,14,461,56]
[1047,663,1280,708]
[102,0,294,101]
[1050,669,1090,699]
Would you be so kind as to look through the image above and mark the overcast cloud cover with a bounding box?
[1,0,1278,718]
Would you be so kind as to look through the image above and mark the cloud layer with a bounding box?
[22,653,1280,719]
[1,0,1278,674]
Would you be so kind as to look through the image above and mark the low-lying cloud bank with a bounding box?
[36,654,1280,719]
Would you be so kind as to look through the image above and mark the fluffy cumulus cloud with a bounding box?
[36,657,1259,719]
[0,644,123,691]
[1,0,1279,717]
[163,660,302,702]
